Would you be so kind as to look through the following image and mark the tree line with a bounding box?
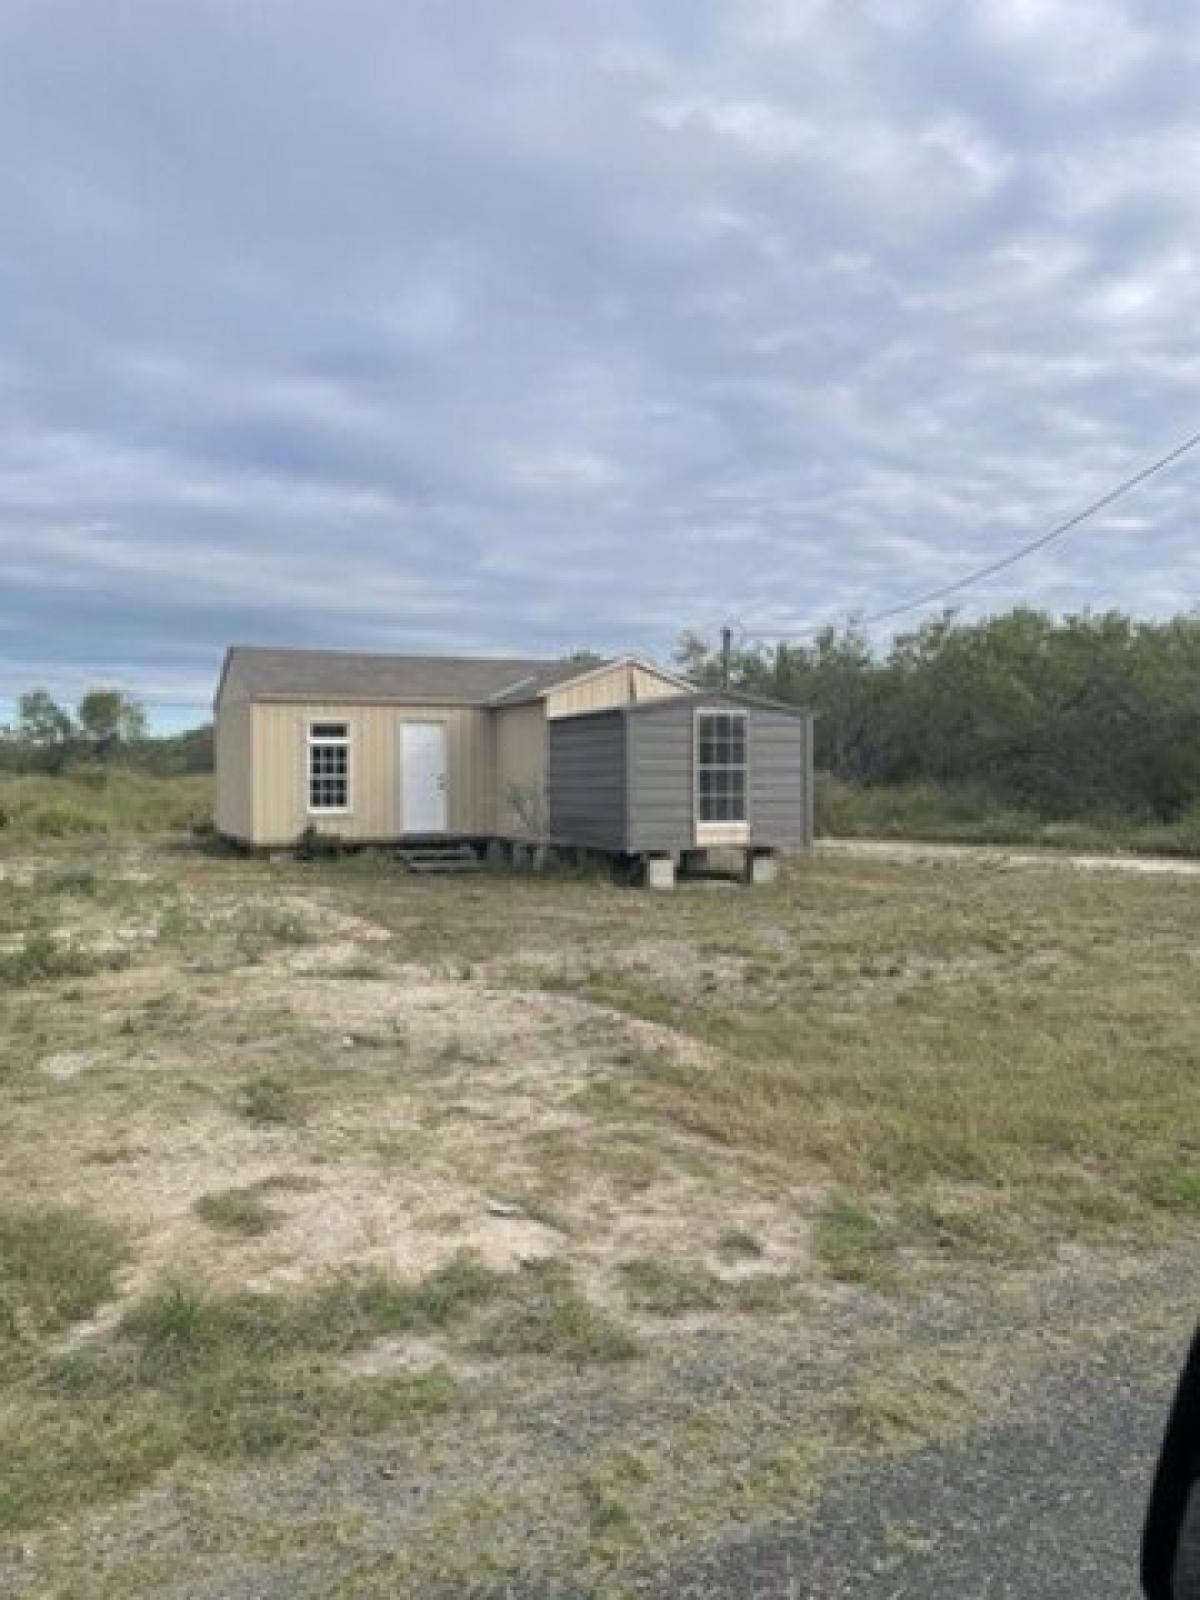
[676,608,1200,821]
[1,688,212,776]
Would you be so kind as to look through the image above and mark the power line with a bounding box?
[740,426,1200,646]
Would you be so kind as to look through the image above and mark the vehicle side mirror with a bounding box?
[1143,1328,1200,1600]
[1174,1483,1200,1599]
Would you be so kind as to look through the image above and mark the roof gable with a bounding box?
[491,654,693,707]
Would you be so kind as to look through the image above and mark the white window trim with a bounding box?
[693,708,749,827]
[306,720,352,816]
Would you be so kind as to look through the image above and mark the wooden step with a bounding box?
[394,844,482,874]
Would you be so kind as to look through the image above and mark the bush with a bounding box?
[293,825,344,861]
[813,775,1200,858]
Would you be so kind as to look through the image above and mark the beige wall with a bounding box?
[544,661,683,717]
[632,664,684,703]
[494,702,546,837]
[214,699,254,839]
[248,701,493,845]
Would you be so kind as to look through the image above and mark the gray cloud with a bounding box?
[1,0,1199,722]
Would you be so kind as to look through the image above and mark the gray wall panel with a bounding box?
[548,696,813,855]
[546,712,627,850]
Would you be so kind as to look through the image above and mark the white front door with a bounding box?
[400,722,448,833]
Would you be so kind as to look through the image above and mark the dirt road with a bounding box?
[820,837,1200,877]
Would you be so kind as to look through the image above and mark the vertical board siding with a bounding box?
[631,665,684,704]
[214,700,253,840]
[545,712,627,850]
[545,662,684,717]
[250,702,491,845]
[494,702,546,837]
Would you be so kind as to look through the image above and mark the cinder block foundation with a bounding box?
[745,850,779,886]
[645,854,677,891]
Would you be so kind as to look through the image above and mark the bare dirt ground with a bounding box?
[1,836,1196,1597]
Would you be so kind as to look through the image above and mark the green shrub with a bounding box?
[294,825,344,860]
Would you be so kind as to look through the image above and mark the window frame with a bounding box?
[306,720,351,816]
[693,708,749,825]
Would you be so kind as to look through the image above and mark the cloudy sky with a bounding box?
[2,0,1199,725]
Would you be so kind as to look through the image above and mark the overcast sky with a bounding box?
[2,0,1199,725]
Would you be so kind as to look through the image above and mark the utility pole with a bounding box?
[720,626,732,689]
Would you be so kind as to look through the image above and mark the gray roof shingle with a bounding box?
[222,646,607,705]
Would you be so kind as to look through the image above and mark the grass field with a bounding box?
[1,831,1198,1596]
[0,771,213,836]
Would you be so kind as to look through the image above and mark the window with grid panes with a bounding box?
[307,722,349,812]
[695,711,747,822]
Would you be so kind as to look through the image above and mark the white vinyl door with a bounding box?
[400,722,448,833]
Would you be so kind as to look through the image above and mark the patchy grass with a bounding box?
[192,1185,286,1237]
[233,1073,306,1127]
[620,1259,725,1315]
[0,930,131,987]
[3,835,1200,1593]
[717,1227,764,1261]
[836,1360,973,1452]
[0,1206,128,1347]
[620,1257,808,1317]
[0,1257,503,1533]
[814,1193,898,1287]
[1137,1165,1200,1214]
[472,1265,638,1363]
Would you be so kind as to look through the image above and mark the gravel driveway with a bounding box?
[658,1322,1183,1599]
[819,838,1200,877]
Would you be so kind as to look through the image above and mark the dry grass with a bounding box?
[2,834,1199,1594]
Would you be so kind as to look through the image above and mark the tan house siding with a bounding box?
[494,702,546,837]
[544,661,684,718]
[212,652,693,846]
[631,665,683,703]
[249,702,493,846]
[214,699,253,840]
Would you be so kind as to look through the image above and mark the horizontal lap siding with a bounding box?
[627,706,693,852]
[625,699,814,853]
[546,713,627,851]
[749,710,811,846]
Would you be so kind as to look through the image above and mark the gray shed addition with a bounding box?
[546,690,814,885]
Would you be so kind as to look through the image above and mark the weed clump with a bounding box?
[472,1264,638,1363]
[233,1074,305,1127]
[192,1187,285,1237]
[0,931,130,987]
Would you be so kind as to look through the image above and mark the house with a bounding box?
[214,646,814,881]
